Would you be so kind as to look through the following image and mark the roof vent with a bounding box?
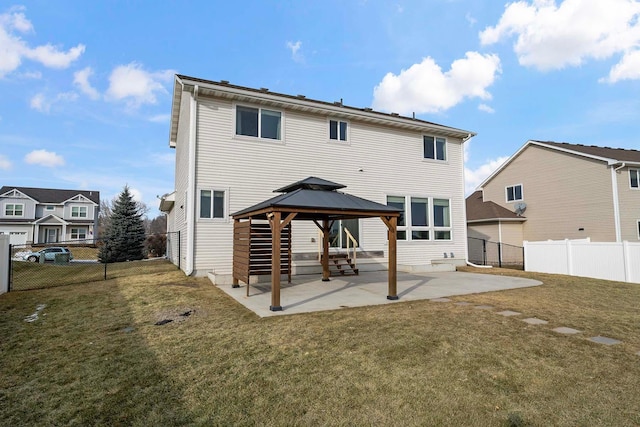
[364,107,373,112]
[220,80,229,84]
[390,112,399,116]
[297,94,306,99]
[259,87,269,92]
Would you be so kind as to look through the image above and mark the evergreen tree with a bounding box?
[98,186,146,263]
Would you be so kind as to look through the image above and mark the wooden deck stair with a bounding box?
[323,253,359,276]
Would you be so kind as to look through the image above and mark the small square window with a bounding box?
[506,184,523,202]
[630,169,639,188]
[329,120,348,141]
[200,190,225,219]
[424,136,446,160]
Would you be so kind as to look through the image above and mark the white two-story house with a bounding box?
[160,74,475,282]
[0,186,100,245]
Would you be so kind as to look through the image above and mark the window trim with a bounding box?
[637,219,640,240]
[197,188,229,222]
[423,135,447,162]
[505,184,524,203]
[630,169,639,189]
[71,205,88,218]
[70,227,87,240]
[386,195,452,241]
[234,103,284,142]
[328,118,349,143]
[4,203,24,217]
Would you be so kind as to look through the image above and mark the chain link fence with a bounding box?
[468,236,524,269]
[8,232,181,291]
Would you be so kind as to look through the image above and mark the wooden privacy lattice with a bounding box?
[233,220,291,286]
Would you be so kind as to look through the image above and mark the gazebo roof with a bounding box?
[231,177,400,220]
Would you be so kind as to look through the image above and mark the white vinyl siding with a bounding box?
[192,96,466,275]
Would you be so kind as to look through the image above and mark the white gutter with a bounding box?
[611,162,624,242]
[186,85,199,275]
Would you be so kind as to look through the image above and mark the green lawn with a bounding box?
[1,267,639,426]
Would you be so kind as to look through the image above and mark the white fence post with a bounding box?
[0,235,9,294]
[565,239,573,276]
[623,241,630,283]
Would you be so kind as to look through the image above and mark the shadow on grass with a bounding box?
[0,276,195,425]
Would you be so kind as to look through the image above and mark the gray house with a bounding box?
[0,186,100,245]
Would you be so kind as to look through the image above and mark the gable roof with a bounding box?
[532,140,640,163]
[170,74,476,147]
[232,177,400,220]
[479,140,640,189]
[466,191,525,223]
[0,186,100,204]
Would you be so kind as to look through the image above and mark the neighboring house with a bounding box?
[467,140,640,246]
[0,186,100,245]
[160,74,475,281]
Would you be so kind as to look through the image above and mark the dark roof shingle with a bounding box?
[466,191,525,222]
[0,186,100,204]
[533,140,640,163]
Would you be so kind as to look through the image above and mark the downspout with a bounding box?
[460,133,473,265]
[186,85,199,275]
[611,162,625,242]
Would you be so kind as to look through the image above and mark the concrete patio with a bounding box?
[217,270,542,317]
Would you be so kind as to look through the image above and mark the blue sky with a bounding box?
[2,0,640,217]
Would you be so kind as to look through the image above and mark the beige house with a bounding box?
[468,140,640,246]
[160,74,475,282]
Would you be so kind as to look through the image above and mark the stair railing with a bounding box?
[343,227,357,270]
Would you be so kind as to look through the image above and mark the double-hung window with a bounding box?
[71,206,88,218]
[5,203,23,216]
[424,136,446,161]
[329,120,348,141]
[200,190,225,219]
[386,196,452,241]
[506,184,523,202]
[630,169,639,189]
[71,228,87,240]
[236,106,282,140]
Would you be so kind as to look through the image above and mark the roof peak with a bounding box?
[273,177,347,193]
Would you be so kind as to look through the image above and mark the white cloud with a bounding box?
[465,156,509,195]
[286,40,304,63]
[105,62,175,108]
[151,152,175,165]
[372,52,501,114]
[0,154,12,170]
[478,103,495,113]
[465,12,477,26]
[24,149,65,167]
[129,187,143,203]
[480,0,640,79]
[601,50,640,83]
[148,113,170,123]
[29,91,78,113]
[29,93,47,112]
[73,66,100,99]
[0,7,84,78]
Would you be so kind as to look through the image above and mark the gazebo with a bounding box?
[231,177,401,311]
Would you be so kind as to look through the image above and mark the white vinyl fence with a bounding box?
[524,238,640,284]
[0,235,8,294]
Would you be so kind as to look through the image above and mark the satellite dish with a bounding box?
[514,202,527,216]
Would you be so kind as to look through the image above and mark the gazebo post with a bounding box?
[270,211,283,311]
[385,216,398,300]
[322,219,330,281]
[232,218,240,288]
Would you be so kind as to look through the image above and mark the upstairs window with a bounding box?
[200,190,225,219]
[236,106,282,140]
[329,120,348,141]
[45,205,55,211]
[631,169,639,189]
[424,136,446,161]
[71,206,88,218]
[5,203,24,216]
[506,184,523,202]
